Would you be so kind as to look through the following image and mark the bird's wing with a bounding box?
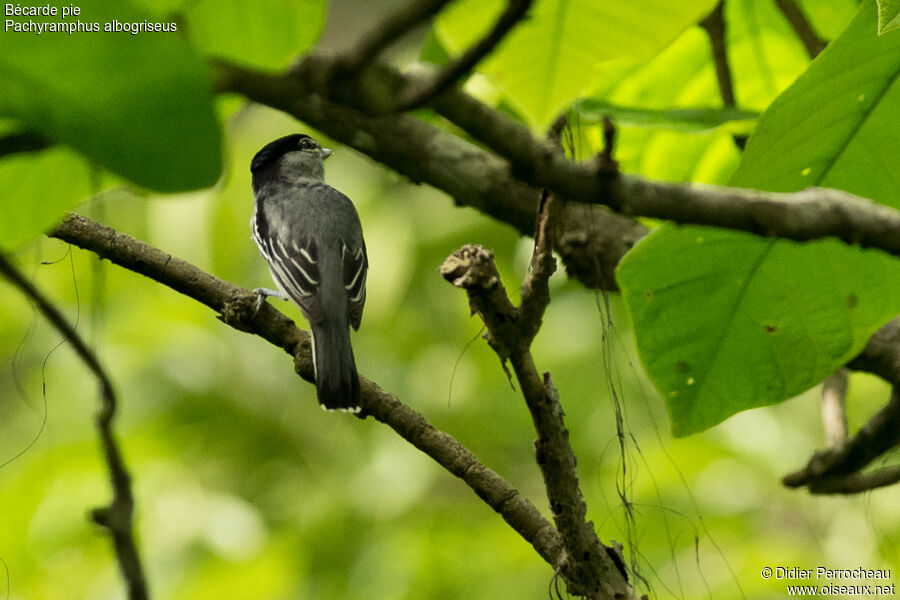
[342,239,367,331]
[255,224,326,324]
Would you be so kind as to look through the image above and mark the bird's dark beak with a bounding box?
[321,148,334,159]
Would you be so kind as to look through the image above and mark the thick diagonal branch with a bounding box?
[217,58,900,267]
[0,251,147,600]
[440,244,635,600]
[49,213,564,569]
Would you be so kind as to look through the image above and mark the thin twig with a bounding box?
[50,213,566,571]
[0,251,148,600]
[519,191,557,342]
[396,0,533,110]
[699,1,747,149]
[599,116,618,172]
[700,2,735,108]
[773,0,826,58]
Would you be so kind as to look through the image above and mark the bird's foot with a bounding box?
[252,287,289,316]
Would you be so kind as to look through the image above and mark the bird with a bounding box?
[249,134,367,412]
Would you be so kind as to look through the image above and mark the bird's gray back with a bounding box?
[259,179,362,246]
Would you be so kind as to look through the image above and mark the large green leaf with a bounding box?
[0,0,221,194]
[618,227,900,437]
[731,0,900,206]
[618,0,900,436]
[435,0,719,129]
[184,0,325,69]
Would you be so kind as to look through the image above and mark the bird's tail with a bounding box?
[310,322,361,412]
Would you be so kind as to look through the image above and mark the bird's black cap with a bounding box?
[250,134,313,173]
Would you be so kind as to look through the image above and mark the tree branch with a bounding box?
[49,213,567,572]
[773,0,826,59]
[518,191,557,341]
[801,465,900,494]
[395,0,534,110]
[440,243,635,600]
[216,58,900,266]
[0,250,148,600]
[700,2,735,108]
[700,1,747,150]
[848,317,900,385]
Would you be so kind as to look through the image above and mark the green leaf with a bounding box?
[731,0,900,207]
[184,0,326,69]
[877,0,900,34]
[618,1,900,436]
[0,0,221,193]
[0,148,91,249]
[617,227,900,437]
[435,0,719,129]
[594,27,719,113]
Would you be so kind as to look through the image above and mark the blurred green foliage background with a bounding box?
[1,0,898,598]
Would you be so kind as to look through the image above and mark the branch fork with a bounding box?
[440,197,635,599]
